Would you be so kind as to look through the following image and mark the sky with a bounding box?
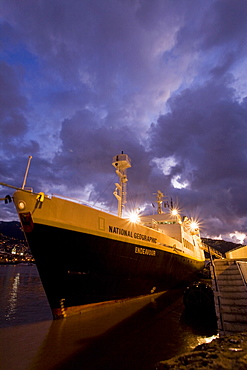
[1,0,247,244]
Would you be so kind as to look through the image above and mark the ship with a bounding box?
[3,153,205,319]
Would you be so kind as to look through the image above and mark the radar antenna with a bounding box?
[154,190,164,214]
[112,152,131,217]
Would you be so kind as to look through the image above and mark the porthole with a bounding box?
[18,201,26,210]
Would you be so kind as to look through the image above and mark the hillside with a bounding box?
[201,237,242,254]
[0,221,33,263]
[0,221,25,240]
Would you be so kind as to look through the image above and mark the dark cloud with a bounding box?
[1,0,247,242]
[148,77,247,240]
[53,109,150,196]
[201,0,247,49]
[0,62,27,132]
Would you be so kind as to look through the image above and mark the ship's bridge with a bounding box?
[139,213,182,242]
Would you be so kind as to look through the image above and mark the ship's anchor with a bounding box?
[35,192,45,209]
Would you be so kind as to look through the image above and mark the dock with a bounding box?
[210,259,247,336]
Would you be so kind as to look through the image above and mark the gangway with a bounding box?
[210,259,247,336]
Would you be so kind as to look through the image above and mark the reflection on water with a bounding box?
[0,265,217,370]
[5,272,20,321]
[0,264,52,328]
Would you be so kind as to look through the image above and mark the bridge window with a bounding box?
[183,238,194,251]
[157,221,176,225]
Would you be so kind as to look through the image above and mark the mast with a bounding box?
[112,152,131,217]
[22,156,32,189]
[155,190,164,214]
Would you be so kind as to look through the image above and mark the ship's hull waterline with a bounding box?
[13,189,205,319]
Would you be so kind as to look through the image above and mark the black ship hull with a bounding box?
[25,222,204,318]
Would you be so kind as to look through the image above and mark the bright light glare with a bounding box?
[171,209,178,216]
[128,211,140,223]
[190,221,199,231]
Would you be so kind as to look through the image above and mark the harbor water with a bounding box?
[0,264,217,370]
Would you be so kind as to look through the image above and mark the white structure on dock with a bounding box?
[225,245,247,260]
